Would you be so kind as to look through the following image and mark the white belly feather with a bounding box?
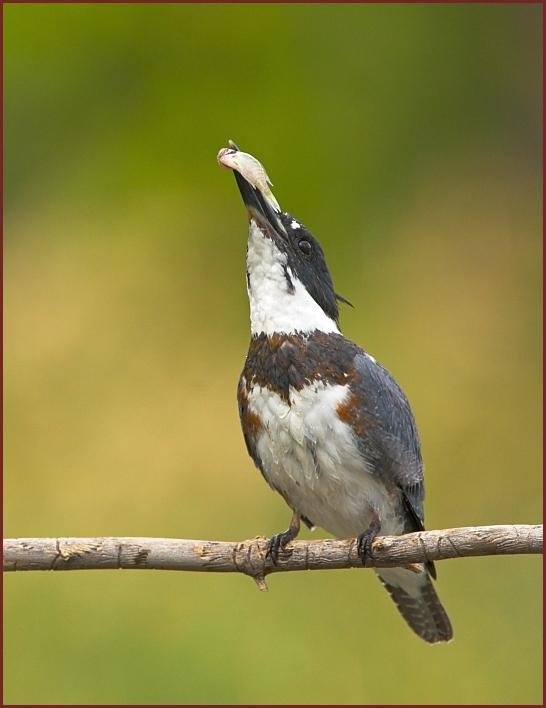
[247,381,404,537]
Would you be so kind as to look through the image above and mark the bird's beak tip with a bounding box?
[218,142,284,232]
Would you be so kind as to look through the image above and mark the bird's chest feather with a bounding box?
[238,333,401,536]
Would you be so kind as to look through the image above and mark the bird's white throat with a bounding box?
[246,220,339,336]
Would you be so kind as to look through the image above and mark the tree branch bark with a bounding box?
[3,525,541,590]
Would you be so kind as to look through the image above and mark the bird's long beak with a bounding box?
[217,141,286,237]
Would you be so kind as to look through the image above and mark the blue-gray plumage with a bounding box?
[352,353,425,524]
[219,142,453,643]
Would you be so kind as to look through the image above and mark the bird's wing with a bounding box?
[351,352,425,528]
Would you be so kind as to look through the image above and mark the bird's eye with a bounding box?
[298,239,312,255]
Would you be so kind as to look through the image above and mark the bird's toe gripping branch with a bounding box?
[356,514,382,566]
[265,512,301,566]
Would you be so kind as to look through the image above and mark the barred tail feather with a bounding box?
[377,567,453,644]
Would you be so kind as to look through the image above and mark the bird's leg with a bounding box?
[266,511,301,565]
[357,512,382,566]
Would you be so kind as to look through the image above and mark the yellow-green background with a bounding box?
[4,3,542,705]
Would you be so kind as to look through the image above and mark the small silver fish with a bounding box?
[217,141,281,212]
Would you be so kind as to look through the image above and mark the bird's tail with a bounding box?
[376,567,453,643]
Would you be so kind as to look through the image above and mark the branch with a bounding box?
[3,525,541,590]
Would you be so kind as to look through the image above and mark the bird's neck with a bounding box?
[246,220,339,337]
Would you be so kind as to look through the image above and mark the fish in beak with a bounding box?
[217,140,286,238]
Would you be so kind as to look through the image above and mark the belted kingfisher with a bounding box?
[218,142,453,643]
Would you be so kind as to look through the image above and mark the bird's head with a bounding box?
[218,141,348,336]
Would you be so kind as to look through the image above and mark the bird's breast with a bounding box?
[238,334,404,537]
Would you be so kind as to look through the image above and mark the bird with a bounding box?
[218,141,453,643]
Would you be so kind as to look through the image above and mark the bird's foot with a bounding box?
[266,530,294,565]
[266,512,301,565]
[357,515,382,566]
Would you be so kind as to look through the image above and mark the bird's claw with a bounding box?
[266,530,294,565]
[357,517,381,566]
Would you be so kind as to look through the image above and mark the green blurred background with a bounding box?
[3,3,542,705]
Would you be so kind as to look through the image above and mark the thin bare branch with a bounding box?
[3,525,541,589]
